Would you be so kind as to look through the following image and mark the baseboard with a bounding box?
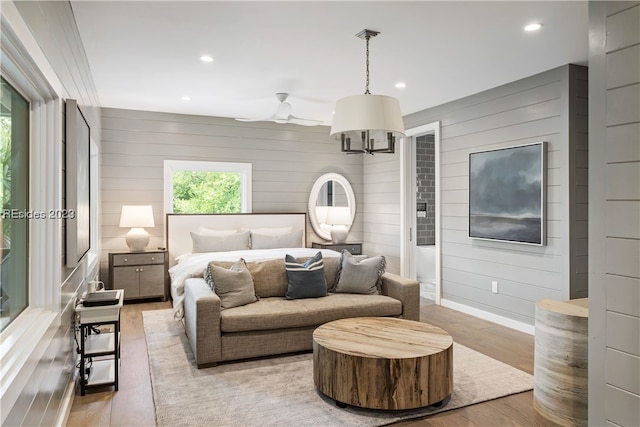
[54,380,76,427]
[441,299,535,335]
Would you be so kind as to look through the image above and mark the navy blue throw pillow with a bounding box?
[284,251,327,299]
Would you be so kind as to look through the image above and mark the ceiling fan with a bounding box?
[235,93,322,126]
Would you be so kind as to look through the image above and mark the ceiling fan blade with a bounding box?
[288,115,324,126]
[235,113,278,122]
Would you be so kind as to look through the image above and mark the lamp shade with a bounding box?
[315,206,329,224]
[325,206,352,226]
[330,94,405,142]
[119,205,155,228]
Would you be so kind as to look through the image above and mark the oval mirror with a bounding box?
[308,173,356,241]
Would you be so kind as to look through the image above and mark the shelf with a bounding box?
[84,332,115,355]
[85,359,115,386]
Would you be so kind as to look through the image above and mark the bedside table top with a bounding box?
[312,242,362,247]
[311,242,362,255]
[109,249,166,255]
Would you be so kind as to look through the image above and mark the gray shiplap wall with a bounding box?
[396,64,588,326]
[5,1,101,425]
[589,2,640,425]
[99,108,362,282]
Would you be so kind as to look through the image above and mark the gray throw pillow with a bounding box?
[332,250,386,295]
[204,258,258,309]
[284,251,327,299]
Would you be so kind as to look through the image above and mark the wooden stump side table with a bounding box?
[313,317,453,410]
[534,298,588,426]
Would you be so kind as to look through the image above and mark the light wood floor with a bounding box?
[67,299,536,426]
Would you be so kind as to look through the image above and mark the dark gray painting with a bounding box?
[469,142,544,245]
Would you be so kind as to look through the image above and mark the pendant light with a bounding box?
[330,29,405,154]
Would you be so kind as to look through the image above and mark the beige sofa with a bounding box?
[183,256,420,368]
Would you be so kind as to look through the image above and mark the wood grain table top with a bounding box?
[536,298,589,317]
[313,316,453,359]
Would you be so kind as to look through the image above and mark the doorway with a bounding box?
[400,122,441,304]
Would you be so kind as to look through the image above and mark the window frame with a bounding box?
[163,160,252,215]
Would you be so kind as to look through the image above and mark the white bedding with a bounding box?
[169,248,341,319]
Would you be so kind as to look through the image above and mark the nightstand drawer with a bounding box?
[312,242,362,255]
[111,253,163,266]
[331,244,362,255]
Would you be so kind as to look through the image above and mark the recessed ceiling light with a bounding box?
[181,96,191,101]
[395,82,406,89]
[524,23,543,32]
[200,55,214,62]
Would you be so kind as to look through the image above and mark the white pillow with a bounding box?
[190,230,250,253]
[197,227,241,236]
[251,229,303,249]
[247,226,293,235]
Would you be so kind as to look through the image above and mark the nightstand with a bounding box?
[312,242,362,255]
[109,250,167,301]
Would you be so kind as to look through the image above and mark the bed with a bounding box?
[166,213,341,319]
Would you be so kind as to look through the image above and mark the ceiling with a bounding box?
[70,1,589,126]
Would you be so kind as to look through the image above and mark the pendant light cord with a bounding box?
[364,35,371,95]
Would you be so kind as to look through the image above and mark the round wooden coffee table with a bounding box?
[313,317,453,410]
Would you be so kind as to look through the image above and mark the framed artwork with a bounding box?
[468,141,545,245]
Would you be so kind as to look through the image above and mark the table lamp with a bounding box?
[119,205,155,251]
[325,206,351,244]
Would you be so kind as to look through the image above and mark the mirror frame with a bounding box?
[308,173,356,241]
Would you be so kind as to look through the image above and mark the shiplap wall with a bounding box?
[589,2,640,425]
[361,153,403,273]
[6,1,101,425]
[99,108,362,282]
[397,64,588,326]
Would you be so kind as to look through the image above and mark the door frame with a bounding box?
[400,121,441,304]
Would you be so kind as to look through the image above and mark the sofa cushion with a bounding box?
[219,293,402,333]
[285,252,327,299]
[205,258,258,309]
[332,250,386,295]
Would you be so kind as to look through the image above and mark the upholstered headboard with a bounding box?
[165,213,307,267]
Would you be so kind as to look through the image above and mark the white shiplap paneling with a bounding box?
[589,2,640,425]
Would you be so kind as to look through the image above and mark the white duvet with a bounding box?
[169,248,341,319]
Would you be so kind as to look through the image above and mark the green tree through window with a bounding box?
[1,76,29,331]
[172,171,242,213]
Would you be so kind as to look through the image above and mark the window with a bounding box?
[164,160,252,214]
[0,77,29,332]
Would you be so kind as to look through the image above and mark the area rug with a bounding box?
[143,309,533,427]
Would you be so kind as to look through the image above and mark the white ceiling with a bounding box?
[71,1,589,126]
